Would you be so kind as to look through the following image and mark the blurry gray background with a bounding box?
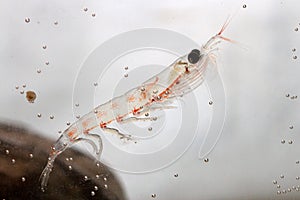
[0,0,300,199]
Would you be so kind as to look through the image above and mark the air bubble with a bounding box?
[289,125,294,129]
[76,115,80,119]
[145,113,149,117]
[54,21,58,25]
[66,122,70,125]
[94,82,98,86]
[282,189,286,194]
[273,180,277,184]
[21,177,26,182]
[296,176,300,180]
[280,174,284,179]
[83,8,88,12]
[277,190,281,194]
[37,69,41,73]
[95,174,100,179]
[293,55,297,59]
[151,194,157,198]
[94,186,98,191]
[286,94,290,97]
[15,86,19,90]
[25,18,30,23]
[104,184,108,189]
[209,101,213,105]
[103,177,107,181]
[243,4,247,8]
[50,115,54,119]
[5,149,9,155]
[277,184,281,188]
[20,90,24,94]
[37,113,42,118]
[292,48,296,52]
[124,66,128,70]
[295,27,299,32]
[281,139,285,144]
[288,188,291,192]
[153,90,158,94]
[75,103,79,107]
[29,153,33,158]
[42,45,47,49]
[288,140,293,144]
[69,157,73,161]
[124,74,128,78]
[11,159,16,164]
[204,158,209,162]
[174,173,178,177]
[296,160,299,164]
[91,191,95,196]
[45,61,49,65]
[84,175,88,181]
[148,127,152,131]
[92,13,96,17]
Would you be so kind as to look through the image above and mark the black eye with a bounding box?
[188,49,201,64]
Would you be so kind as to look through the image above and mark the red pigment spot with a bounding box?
[127,95,135,102]
[100,122,107,128]
[132,107,140,115]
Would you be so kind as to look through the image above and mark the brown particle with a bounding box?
[26,91,36,103]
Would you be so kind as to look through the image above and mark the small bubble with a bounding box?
[66,122,70,125]
[289,125,294,129]
[124,66,128,70]
[295,27,298,32]
[209,101,213,105]
[141,87,145,92]
[153,117,157,121]
[277,184,281,188]
[281,139,285,144]
[15,86,19,90]
[151,194,157,198]
[84,175,88,181]
[83,8,88,12]
[288,140,293,144]
[293,55,297,59]
[174,173,178,177]
[95,174,100,179]
[94,186,98,191]
[42,45,47,49]
[76,115,80,119]
[68,165,72,170]
[286,94,290,97]
[45,61,49,65]
[37,69,41,73]
[25,18,30,23]
[5,149,9,155]
[58,130,62,134]
[124,74,128,78]
[37,113,42,118]
[297,176,300,180]
[282,189,286,194]
[29,153,33,158]
[49,115,54,119]
[104,184,108,189]
[277,190,281,194]
[243,4,247,8]
[91,191,95,196]
[103,177,107,181]
[292,48,296,52]
[293,186,297,190]
[204,158,209,162]
[92,13,96,17]
[145,113,149,117]
[20,90,24,94]
[75,103,79,107]
[69,157,73,161]
[94,82,98,86]
[297,188,300,191]
[273,180,277,184]
[26,91,36,103]
[148,127,152,131]
[296,160,299,164]
[65,158,69,161]
[54,21,58,25]
[96,162,100,167]
[21,177,26,182]
[280,174,284,179]
[11,159,16,164]
[153,89,158,94]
